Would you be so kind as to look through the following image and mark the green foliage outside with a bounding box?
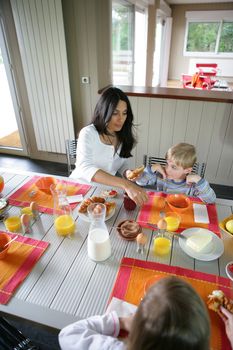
[112,3,132,51]
[186,21,233,53]
[219,22,233,52]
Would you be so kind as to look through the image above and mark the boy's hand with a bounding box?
[151,164,166,179]
[220,306,233,349]
[119,314,134,332]
[186,174,201,184]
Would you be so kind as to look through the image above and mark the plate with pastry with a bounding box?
[78,196,116,222]
[179,227,224,261]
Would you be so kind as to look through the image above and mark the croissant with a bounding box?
[78,197,105,213]
[78,196,115,216]
[207,290,233,314]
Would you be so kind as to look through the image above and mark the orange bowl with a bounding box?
[0,232,10,259]
[35,177,56,195]
[166,194,191,213]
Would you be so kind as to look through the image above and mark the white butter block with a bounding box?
[193,203,209,224]
[186,230,213,253]
[67,195,84,204]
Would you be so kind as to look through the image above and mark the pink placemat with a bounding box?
[0,232,49,304]
[8,176,91,214]
[137,192,220,236]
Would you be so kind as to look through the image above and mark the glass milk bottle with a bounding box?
[87,203,111,262]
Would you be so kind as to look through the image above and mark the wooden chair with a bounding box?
[65,139,78,176]
[143,155,206,178]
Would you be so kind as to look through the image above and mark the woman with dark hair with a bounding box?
[59,276,211,350]
[70,86,147,205]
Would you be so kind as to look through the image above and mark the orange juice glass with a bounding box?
[153,235,171,256]
[54,215,75,236]
[164,212,181,232]
[4,216,21,232]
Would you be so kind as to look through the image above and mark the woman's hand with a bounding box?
[151,164,166,178]
[124,181,148,206]
[220,306,233,349]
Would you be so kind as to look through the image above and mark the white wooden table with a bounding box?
[0,168,233,330]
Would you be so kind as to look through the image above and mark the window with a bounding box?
[184,11,233,57]
[112,0,147,86]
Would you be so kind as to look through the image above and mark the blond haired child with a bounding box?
[128,143,216,203]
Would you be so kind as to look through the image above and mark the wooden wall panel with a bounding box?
[148,98,163,157]
[130,96,233,186]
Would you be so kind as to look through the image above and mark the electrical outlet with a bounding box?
[81,76,90,84]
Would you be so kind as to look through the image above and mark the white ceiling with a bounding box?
[166,0,233,4]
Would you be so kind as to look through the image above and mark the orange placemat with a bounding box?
[0,231,49,304]
[110,257,233,350]
[137,191,220,235]
[8,176,91,214]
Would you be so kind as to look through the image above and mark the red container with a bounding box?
[124,193,136,211]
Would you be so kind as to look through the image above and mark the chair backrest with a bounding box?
[65,139,78,176]
[143,155,206,178]
[0,316,39,349]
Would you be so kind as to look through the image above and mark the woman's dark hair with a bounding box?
[127,276,210,350]
[91,86,136,158]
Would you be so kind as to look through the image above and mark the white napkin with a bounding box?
[67,194,83,204]
[193,203,209,224]
[106,297,137,317]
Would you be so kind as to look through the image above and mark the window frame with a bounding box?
[183,11,233,58]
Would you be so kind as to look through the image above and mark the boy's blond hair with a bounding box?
[166,143,197,169]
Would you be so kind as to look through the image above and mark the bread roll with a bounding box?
[127,165,145,180]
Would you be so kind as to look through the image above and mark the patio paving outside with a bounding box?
[0,64,21,147]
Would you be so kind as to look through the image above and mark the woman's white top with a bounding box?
[70,124,129,184]
[59,311,126,350]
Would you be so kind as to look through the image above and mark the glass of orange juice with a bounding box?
[4,216,21,232]
[153,233,171,256]
[54,214,75,236]
[164,212,181,232]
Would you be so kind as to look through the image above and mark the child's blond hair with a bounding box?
[166,143,197,169]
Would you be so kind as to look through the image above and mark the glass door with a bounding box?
[112,0,134,85]
[0,16,27,155]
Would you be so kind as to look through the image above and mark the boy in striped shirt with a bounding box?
[128,143,216,204]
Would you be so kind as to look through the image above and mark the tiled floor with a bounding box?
[0,153,232,200]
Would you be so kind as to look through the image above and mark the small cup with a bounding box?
[4,216,21,232]
[0,232,10,259]
[164,212,181,232]
[123,193,136,211]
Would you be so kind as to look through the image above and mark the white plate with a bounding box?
[78,208,116,222]
[179,228,224,261]
[226,261,233,281]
